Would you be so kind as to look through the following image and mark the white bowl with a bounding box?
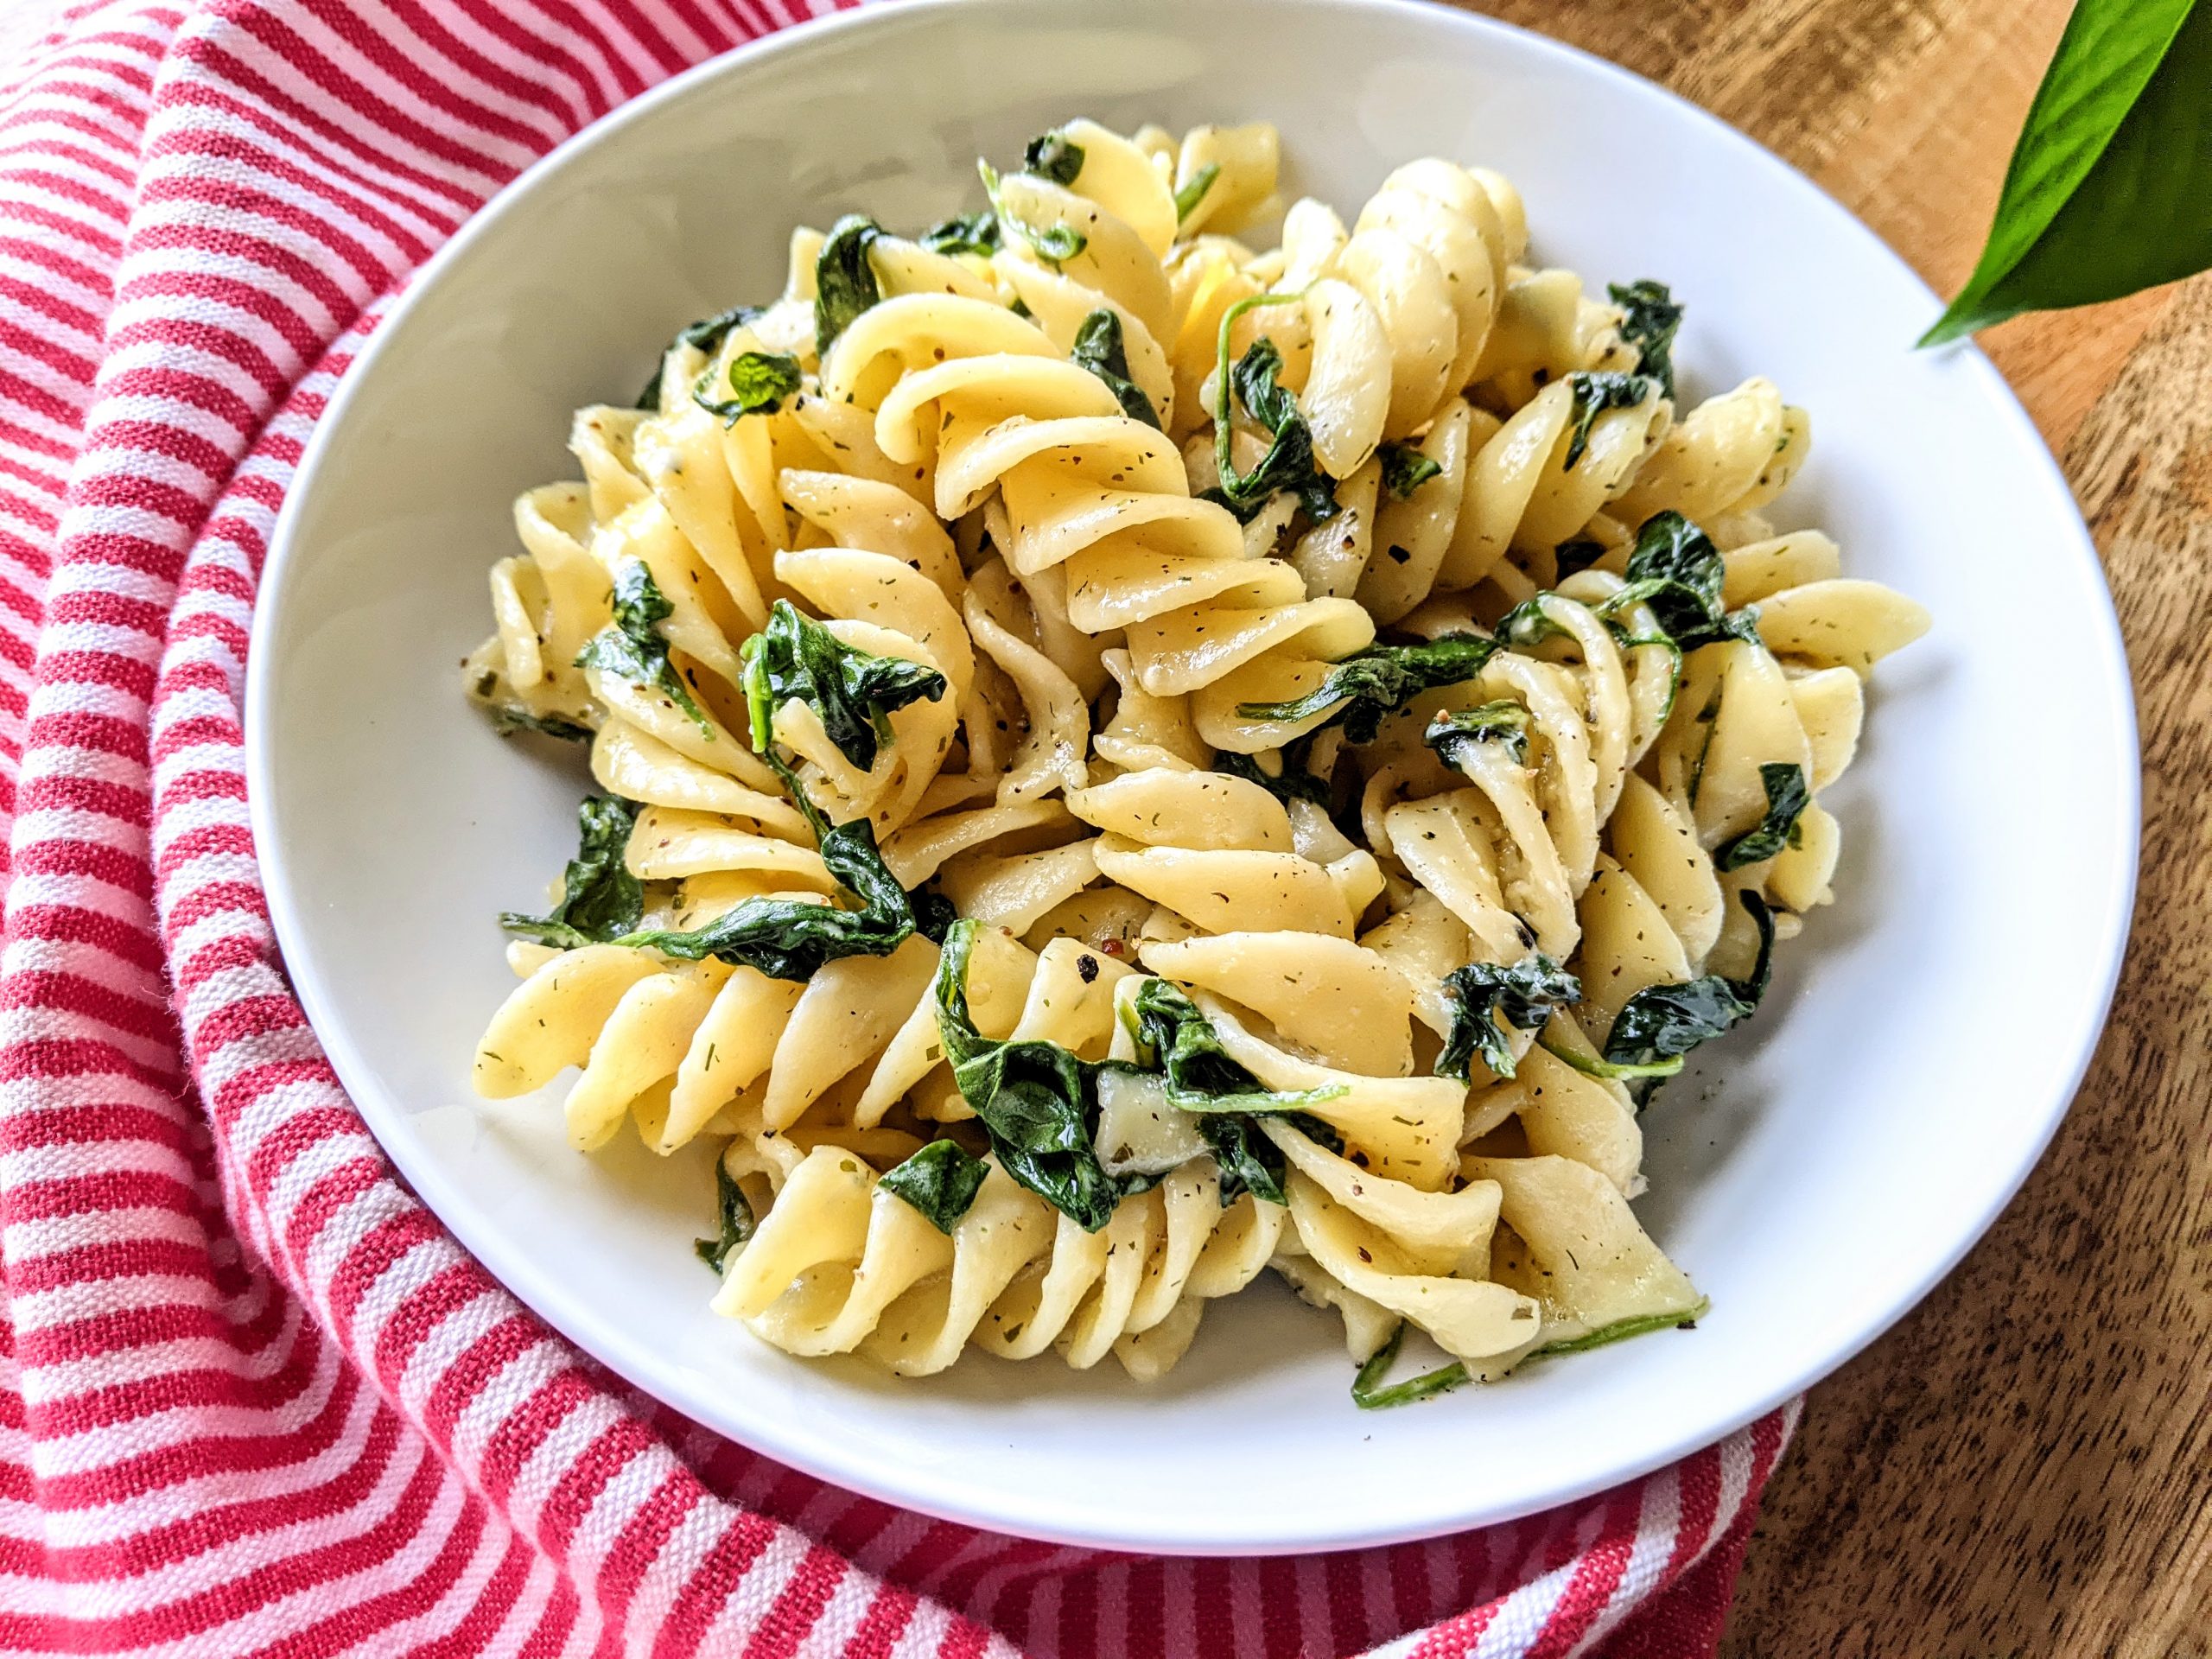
[247,0,2138,1555]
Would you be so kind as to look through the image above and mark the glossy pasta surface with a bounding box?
[464,119,1929,1395]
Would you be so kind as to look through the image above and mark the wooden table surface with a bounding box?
[1440,1,2210,1652]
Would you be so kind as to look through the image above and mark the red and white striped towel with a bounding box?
[0,2,1796,1652]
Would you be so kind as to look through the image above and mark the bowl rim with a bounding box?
[245,0,2141,1554]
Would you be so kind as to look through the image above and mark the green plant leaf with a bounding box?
[1376,440,1442,499]
[742,599,946,773]
[574,560,714,737]
[879,1139,991,1234]
[1712,762,1810,872]
[1601,891,1777,1072]
[1022,130,1085,186]
[919,211,1001,257]
[1433,954,1583,1083]
[931,919,1126,1231]
[1173,162,1220,224]
[1351,1323,1471,1409]
[1922,0,2210,344]
[691,350,801,425]
[1424,701,1532,772]
[1561,371,1660,469]
[1211,743,1332,808]
[814,215,884,350]
[694,1158,756,1272]
[1069,308,1162,429]
[1236,633,1499,744]
[499,795,643,950]
[1607,280,1682,398]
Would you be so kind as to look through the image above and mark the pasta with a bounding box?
[464,118,1929,1401]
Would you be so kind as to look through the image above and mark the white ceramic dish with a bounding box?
[247,0,2139,1555]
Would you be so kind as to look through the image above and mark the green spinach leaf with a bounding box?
[743,599,947,772]
[1351,1323,1470,1409]
[1022,130,1085,186]
[1921,0,2212,345]
[1206,293,1338,524]
[1601,511,1761,652]
[814,215,885,350]
[635,303,765,409]
[879,1138,991,1234]
[1423,701,1532,772]
[574,561,714,738]
[1377,440,1442,499]
[920,211,1001,257]
[1173,162,1220,225]
[1554,538,1610,581]
[1607,280,1682,398]
[1070,308,1162,429]
[1433,955,1583,1083]
[977,161,1088,263]
[613,817,923,980]
[1121,977,1345,1117]
[499,795,644,950]
[1713,762,1809,872]
[578,605,945,980]
[1601,891,1777,1074]
[692,350,802,425]
[1236,633,1500,743]
[932,919,1125,1231]
[694,1158,755,1273]
[486,704,594,742]
[1562,371,1661,469]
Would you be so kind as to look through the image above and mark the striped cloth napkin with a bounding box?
[0,1,1797,1652]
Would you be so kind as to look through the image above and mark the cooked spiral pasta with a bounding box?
[464,117,1929,1397]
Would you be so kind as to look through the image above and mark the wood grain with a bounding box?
[1438,1,2210,1650]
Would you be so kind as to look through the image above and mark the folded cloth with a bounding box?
[0,2,1796,1652]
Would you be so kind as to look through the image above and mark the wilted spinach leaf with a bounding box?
[1608,280,1682,398]
[499,795,644,950]
[613,817,924,980]
[743,599,947,772]
[1601,891,1777,1074]
[920,211,1001,257]
[1554,538,1610,581]
[692,350,802,425]
[1424,701,1532,772]
[694,1158,755,1273]
[932,919,1124,1231]
[977,160,1088,263]
[1433,955,1583,1082]
[1207,315,1338,524]
[635,303,765,409]
[879,1138,991,1234]
[1351,1322,1470,1409]
[1236,633,1500,744]
[1713,762,1809,872]
[1118,976,1344,1205]
[487,705,594,742]
[1377,440,1442,499]
[575,561,713,738]
[581,605,945,981]
[1601,511,1761,652]
[1070,308,1162,429]
[815,215,884,349]
[1562,371,1661,469]
[1173,162,1220,225]
[1022,130,1085,186]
